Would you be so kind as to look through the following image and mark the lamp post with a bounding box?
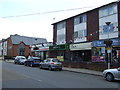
[105,22,112,69]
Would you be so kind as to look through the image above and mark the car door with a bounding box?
[41,60,47,68]
[45,59,51,68]
[43,59,50,68]
[27,57,31,66]
[117,68,120,80]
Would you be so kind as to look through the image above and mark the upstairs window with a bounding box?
[74,14,86,25]
[57,21,66,30]
[99,4,117,18]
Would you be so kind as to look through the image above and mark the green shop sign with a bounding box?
[49,44,70,50]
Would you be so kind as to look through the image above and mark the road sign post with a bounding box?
[104,39,113,69]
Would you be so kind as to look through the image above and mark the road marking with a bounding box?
[37,79,42,82]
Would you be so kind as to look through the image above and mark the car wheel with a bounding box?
[48,66,52,71]
[59,68,62,71]
[106,73,114,82]
[30,63,33,67]
[24,63,27,66]
[39,65,42,69]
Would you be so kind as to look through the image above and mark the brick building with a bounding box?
[0,34,47,58]
[50,1,120,70]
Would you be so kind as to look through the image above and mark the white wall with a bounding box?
[0,43,2,56]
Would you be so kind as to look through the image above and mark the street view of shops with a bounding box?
[0,0,120,89]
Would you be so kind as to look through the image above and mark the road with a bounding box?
[2,61,120,88]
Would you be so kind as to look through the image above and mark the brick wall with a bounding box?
[53,24,57,45]
[66,18,74,44]
[7,37,31,57]
[63,62,119,71]
[87,9,99,41]
[7,37,13,57]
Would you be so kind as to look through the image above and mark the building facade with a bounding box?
[0,34,47,59]
[51,1,120,69]
[30,42,53,60]
[0,39,7,57]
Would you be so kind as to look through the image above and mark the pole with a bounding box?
[108,53,110,69]
[105,22,111,69]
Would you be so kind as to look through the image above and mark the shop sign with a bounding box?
[92,38,120,47]
[70,42,92,51]
[49,44,69,51]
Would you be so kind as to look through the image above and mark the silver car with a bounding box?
[103,67,120,81]
[14,56,27,65]
[39,58,62,71]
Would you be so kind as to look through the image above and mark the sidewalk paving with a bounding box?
[63,67,102,76]
[4,60,103,77]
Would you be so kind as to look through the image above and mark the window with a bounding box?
[78,29,87,37]
[57,34,65,42]
[74,16,79,25]
[74,14,86,25]
[99,4,117,18]
[74,31,78,39]
[57,21,66,30]
[100,23,117,34]
[93,47,105,56]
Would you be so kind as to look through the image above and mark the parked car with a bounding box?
[39,58,62,71]
[103,67,120,82]
[24,57,42,67]
[14,56,27,65]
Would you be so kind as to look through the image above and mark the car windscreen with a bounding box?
[32,57,40,60]
[20,57,26,59]
[52,59,61,62]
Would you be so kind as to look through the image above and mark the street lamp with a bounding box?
[105,22,112,69]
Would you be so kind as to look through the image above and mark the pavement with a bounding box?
[2,59,103,77]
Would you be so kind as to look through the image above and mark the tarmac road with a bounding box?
[2,61,120,89]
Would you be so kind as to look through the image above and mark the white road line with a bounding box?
[37,79,42,82]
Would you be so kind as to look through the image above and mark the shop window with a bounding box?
[93,47,105,56]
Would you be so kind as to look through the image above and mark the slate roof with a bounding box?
[10,35,47,45]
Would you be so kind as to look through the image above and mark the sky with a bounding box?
[0,0,117,42]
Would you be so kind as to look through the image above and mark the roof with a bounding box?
[52,0,118,25]
[10,35,47,45]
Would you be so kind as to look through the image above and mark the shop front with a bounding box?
[70,42,92,63]
[92,38,120,66]
[31,47,49,60]
[49,44,70,62]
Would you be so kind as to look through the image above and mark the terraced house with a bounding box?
[50,1,120,70]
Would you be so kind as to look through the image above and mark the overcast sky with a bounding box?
[0,0,117,42]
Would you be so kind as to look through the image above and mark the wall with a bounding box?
[7,37,13,57]
[66,18,74,44]
[87,9,99,41]
[12,43,31,57]
[53,24,57,45]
